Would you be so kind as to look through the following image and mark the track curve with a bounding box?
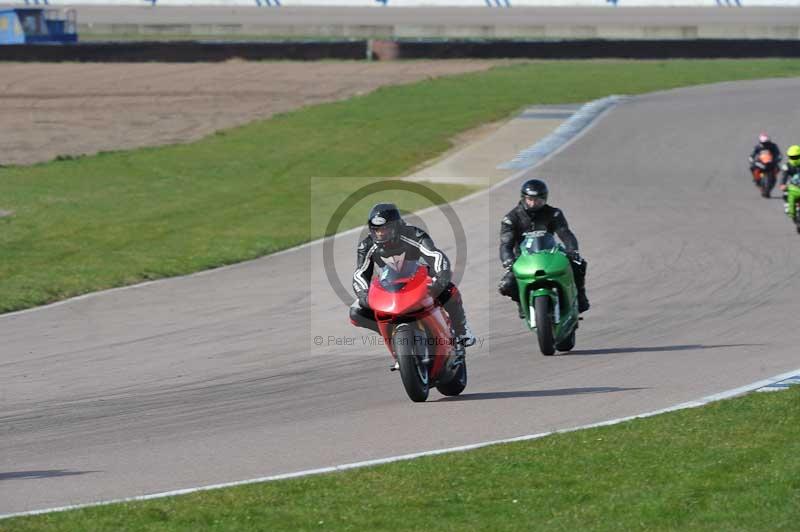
[2,77,800,514]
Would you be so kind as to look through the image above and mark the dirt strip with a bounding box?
[0,60,507,166]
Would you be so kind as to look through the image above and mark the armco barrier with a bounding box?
[2,38,800,61]
[0,40,367,61]
[371,38,800,59]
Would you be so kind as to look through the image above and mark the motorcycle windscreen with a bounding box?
[521,231,558,254]
[369,262,429,315]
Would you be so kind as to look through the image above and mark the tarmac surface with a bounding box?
[2,77,800,515]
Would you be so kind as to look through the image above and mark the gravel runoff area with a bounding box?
[0,61,506,166]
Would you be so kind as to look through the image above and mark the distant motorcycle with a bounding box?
[512,231,580,356]
[785,183,800,234]
[752,149,778,198]
[368,262,467,402]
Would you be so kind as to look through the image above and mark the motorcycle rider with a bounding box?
[749,132,781,181]
[780,144,800,217]
[498,179,589,317]
[349,203,476,356]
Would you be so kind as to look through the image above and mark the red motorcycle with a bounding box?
[368,262,467,402]
[752,149,778,198]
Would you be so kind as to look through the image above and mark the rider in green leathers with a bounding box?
[780,145,800,218]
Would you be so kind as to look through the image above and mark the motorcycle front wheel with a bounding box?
[534,296,556,356]
[395,324,429,402]
[762,173,776,198]
[794,207,800,234]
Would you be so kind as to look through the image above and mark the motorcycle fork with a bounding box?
[415,321,432,366]
[529,288,559,328]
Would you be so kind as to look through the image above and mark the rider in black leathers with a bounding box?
[498,179,590,316]
[350,203,475,353]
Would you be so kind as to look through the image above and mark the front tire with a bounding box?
[534,296,555,356]
[395,324,429,402]
[762,172,775,198]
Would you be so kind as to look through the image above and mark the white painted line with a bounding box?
[755,374,800,392]
[498,95,629,170]
[3,365,798,521]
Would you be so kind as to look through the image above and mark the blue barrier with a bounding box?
[0,8,77,45]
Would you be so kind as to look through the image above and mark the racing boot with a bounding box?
[457,323,476,349]
[441,285,476,349]
[450,323,474,370]
[578,290,591,313]
[570,254,590,313]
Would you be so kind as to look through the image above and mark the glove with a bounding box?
[567,251,583,263]
[428,276,447,297]
[502,258,514,271]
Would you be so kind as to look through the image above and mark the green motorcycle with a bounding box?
[512,231,580,356]
[786,182,800,234]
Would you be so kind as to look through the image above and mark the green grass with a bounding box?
[4,386,799,531]
[3,59,800,313]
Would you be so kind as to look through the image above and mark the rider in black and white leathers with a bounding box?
[349,203,475,350]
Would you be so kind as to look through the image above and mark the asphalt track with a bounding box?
[3,78,800,515]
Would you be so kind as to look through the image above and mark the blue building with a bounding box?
[0,8,77,45]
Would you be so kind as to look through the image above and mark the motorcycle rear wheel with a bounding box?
[395,324,429,402]
[436,360,467,396]
[555,328,576,352]
[534,296,556,356]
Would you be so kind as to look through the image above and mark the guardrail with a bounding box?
[2,38,800,61]
[370,38,800,59]
[0,40,367,60]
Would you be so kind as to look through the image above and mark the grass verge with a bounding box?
[3,386,799,531]
[3,59,800,313]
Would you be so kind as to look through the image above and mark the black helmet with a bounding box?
[520,179,548,212]
[367,203,403,245]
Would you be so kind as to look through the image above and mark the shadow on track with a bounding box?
[0,470,98,481]
[566,343,762,356]
[436,386,645,402]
